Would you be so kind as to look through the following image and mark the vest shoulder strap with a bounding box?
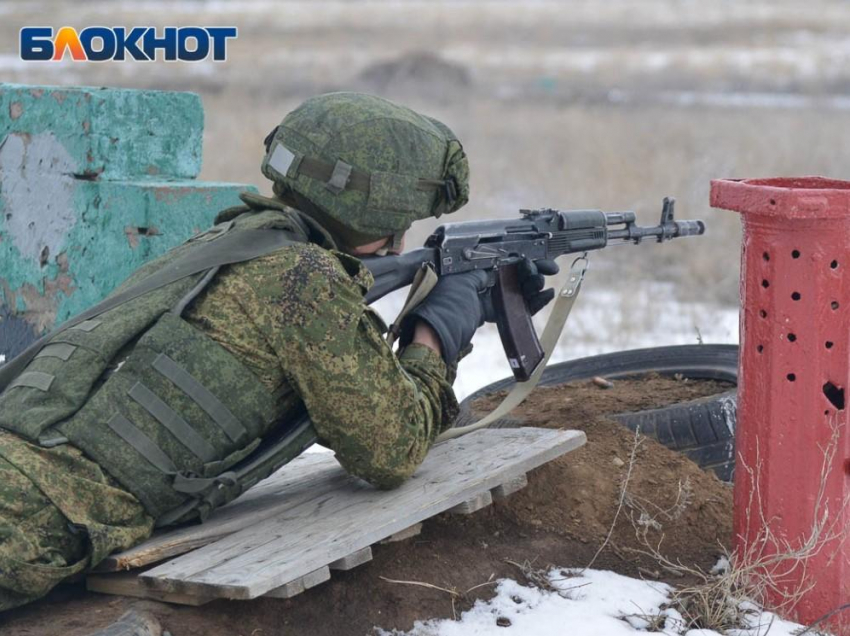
[0,227,301,393]
[157,413,318,526]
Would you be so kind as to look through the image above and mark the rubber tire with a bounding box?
[458,344,739,481]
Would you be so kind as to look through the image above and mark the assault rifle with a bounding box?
[362,198,705,382]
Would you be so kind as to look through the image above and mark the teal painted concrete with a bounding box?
[0,83,204,179]
[0,177,256,345]
[0,83,258,359]
[57,179,257,324]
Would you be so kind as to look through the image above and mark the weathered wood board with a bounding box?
[87,571,212,606]
[96,453,341,572]
[137,427,585,601]
[380,523,423,544]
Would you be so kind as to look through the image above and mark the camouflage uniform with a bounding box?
[0,93,468,609]
[184,209,458,488]
[0,205,457,610]
[0,433,153,610]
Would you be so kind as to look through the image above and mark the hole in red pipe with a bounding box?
[826,341,834,349]
[787,373,796,382]
[769,198,777,205]
[763,252,770,261]
[792,249,801,259]
[791,292,801,301]
[831,260,839,269]
[759,309,767,318]
[824,382,845,410]
[845,459,850,475]
[762,279,770,288]
[757,344,764,353]
[832,301,840,310]
[788,333,797,342]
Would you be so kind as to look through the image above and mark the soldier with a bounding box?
[0,92,555,609]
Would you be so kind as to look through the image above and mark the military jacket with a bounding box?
[0,196,457,525]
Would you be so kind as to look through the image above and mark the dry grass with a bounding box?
[583,427,643,571]
[378,574,499,620]
[504,558,590,600]
[5,0,850,311]
[618,419,849,634]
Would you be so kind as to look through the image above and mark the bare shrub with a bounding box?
[378,574,499,621]
[583,427,644,571]
[622,418,849,634]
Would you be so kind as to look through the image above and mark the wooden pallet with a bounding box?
[88,427,584,605]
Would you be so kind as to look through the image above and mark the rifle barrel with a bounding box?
[607,219,704,242]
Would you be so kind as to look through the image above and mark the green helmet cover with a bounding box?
[261,92,470,245]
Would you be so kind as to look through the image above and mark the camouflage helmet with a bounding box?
[261,92,470,248]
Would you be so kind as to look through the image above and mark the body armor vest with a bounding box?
[0,202,321,526]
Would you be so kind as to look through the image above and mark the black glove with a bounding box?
[481,258,560,321]
[519,258,559,315]
[399,270,490,364]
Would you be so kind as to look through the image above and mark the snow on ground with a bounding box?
[372,279,739,401]
[377,569,806,636]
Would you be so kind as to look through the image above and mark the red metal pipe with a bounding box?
[711,177,849,630]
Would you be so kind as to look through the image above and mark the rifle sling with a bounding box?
[436,256,588,442]
[0,228,299,393]
[385,263,439,346]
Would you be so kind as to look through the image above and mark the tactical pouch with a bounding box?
[0,208,319,525]
[56,312,279,520]
[0,276,205,444]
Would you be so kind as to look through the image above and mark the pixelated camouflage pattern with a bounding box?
[57,310,278,520]
[0,268,208,442]
[0,431,152,611]
[0,201,456,606]
[0,206,321,522]
[262,92,470,242]
[186,206,458,488]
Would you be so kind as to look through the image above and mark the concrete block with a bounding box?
[0,174,253,358]
[0,83,257,361]
[0,177,255,358]
[0,83,203,179]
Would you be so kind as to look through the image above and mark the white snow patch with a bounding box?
[711,555,731,575]
[373,280,739,401]
[377,568,807,636]
[379,569,670,636]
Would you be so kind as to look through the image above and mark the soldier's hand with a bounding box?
[479,258,559,322]
[518,257,559,315]
[399,270,489,364]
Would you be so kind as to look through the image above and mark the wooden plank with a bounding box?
[87,571,213,606]
[329,546,372,571]
[88,565,336,604]
[379,523,422,544]
[448,490,493,515]
[96,452,339,572]
[141,428,585,600]
[492,473,528,500]
[264,566,330,599]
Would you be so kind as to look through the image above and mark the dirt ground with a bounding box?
[1,375,733,636]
